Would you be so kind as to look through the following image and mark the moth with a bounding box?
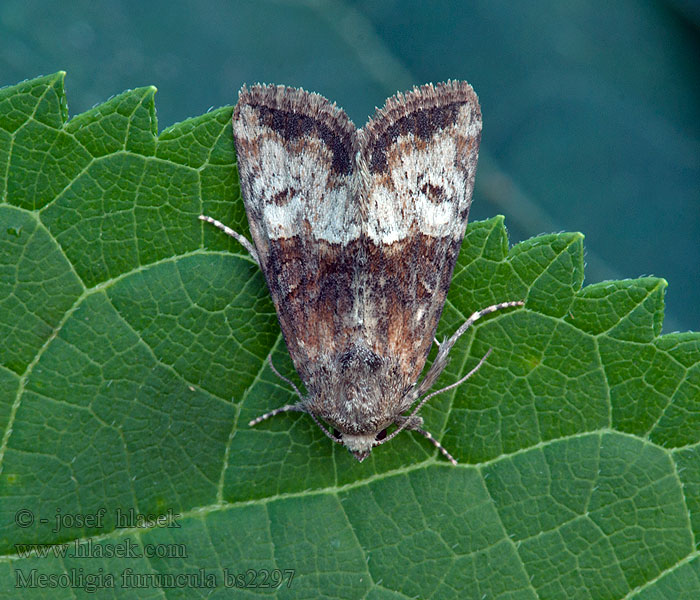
[200,81,522,464]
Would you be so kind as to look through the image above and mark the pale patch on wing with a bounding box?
[253,137,360,243]
[233,87,361,247]
[365,133,470,244]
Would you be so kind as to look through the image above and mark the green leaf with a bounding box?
[1,73,699,599]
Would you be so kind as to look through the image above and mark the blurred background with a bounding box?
[1,0,698,332]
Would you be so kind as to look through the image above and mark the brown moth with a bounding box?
[200,81,522,464]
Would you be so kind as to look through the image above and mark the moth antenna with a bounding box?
[266,353,304,401]
[199,214,260,266]
[378,349,493,447]
[412,427,458,466]
[414,300,524,398]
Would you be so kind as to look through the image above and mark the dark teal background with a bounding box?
[1,0,698,332]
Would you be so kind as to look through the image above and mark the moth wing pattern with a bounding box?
[357,81,483,385]
[232,84,361,382]
[214,81,515,464]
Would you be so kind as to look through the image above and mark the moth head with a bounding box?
[339,433,375,462]
[333,426,390,462]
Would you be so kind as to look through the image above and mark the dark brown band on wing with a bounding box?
[363,80,480,175]
[260,236,360,381]
[236,84,357,176]
[361,232,463,382]
[367,103,462,173]
[261,231,462,386]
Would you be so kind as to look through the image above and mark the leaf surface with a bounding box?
[1,73,699,599]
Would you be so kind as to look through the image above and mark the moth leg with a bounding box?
[415,300,524,398]
[248,404,304,427]
[266,353,304,400]
[250,355,342,445]
[380,350,492,452]
[385,415,458,466]
[198,214,260,266]
[249,401,340,445]
[248,354,305,427]
[382,300,523,455]
[410,348,492,415]
[412,427,458,466]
